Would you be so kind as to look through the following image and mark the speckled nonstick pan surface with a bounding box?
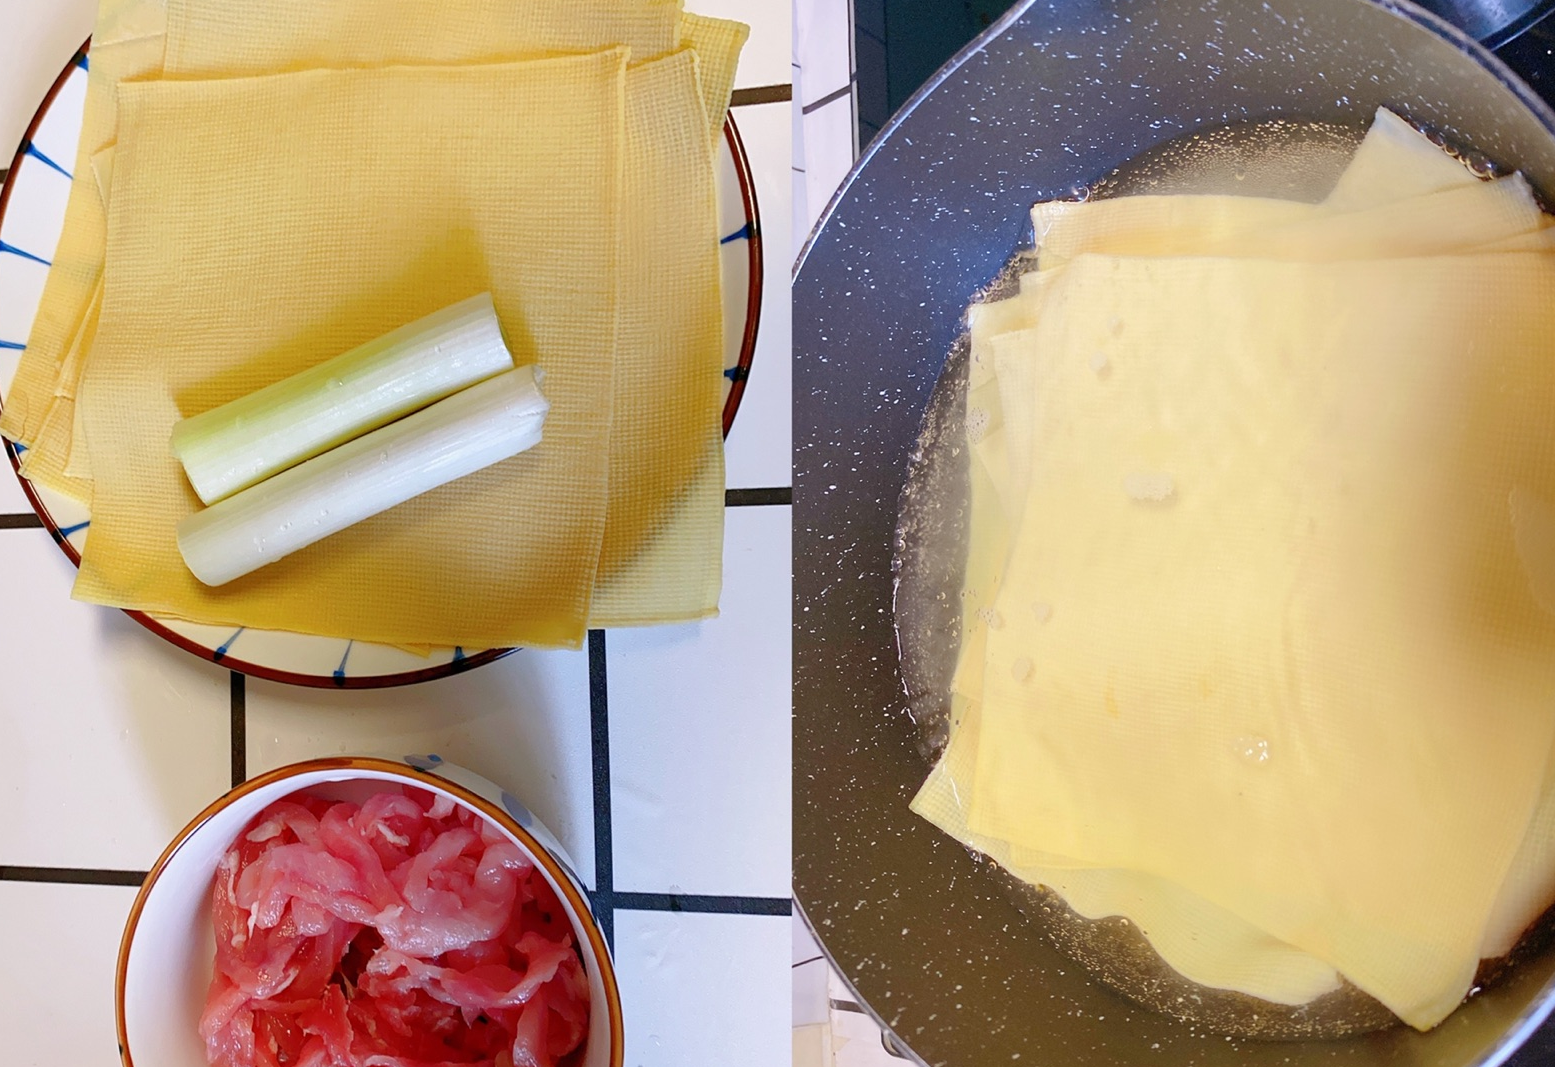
[792,2,1555,1065]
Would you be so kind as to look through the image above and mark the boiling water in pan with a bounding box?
[891,116,1538,1041]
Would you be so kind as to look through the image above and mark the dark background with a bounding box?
[852,0,1018,144]
[846,1,1555,1062]
[854,0,1555,147]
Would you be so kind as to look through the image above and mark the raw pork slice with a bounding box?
[199,787,590,1067]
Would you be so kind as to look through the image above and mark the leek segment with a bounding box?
[177,366,548,586]
[170,292,516,505]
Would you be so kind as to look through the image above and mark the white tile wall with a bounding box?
[608,505,791,898]
[793,957,829,1028]
[0,881,139,1067]
[794,0,857,237]
[243,647,598,887]
[615,909,791,1067]
[792,17,809,244]
[795,0,853,109]
[799,93,856,237]
[0,529,230,870]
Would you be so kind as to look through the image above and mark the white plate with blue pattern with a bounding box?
[0,44,764,688]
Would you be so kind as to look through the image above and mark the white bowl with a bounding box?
[115,755,621,1067]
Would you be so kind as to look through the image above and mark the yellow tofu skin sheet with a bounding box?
[0,0,748,645]
[2,30,166,453]
[912,108,1555,1031]
[75,55,628,649]
[971,253,1555,1031]
[589,48,729,626]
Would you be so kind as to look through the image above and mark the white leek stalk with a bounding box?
[171,293,515,505]
[177,366,548,586]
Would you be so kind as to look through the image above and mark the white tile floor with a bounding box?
[0,529,230,871]
[0,881,140,1067]
[616,909,792,1067]
[244,648,599,888]
[608,505,791,899]
[0,1,793,1064]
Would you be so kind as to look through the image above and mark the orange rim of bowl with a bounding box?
[114,756,625,1067]
[3,41,763,690]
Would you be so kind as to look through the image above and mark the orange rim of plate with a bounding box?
[1,39,764,689]
[114,755,625,1067]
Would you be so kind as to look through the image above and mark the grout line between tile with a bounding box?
[802,80,856,115]
[0,513,43,529]
[731,84,793,107]
[229,671,246,788]
[614,891,792,916]
[725,487,792,507]
[588,629,615,950]
[0,865,145,886]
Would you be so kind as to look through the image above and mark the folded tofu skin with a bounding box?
[0,0,747,650]
[909,108,1555,1033]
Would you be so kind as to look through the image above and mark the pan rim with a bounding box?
[791,1,1555,1064]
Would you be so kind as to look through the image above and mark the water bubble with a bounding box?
[1125,471,1175,502]
[1234,735,1272,765]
